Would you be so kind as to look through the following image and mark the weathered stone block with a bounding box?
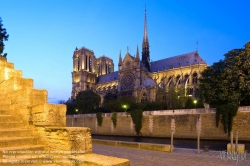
[29,89,48,106]
[31,103,66,126]
[44,127,92,154]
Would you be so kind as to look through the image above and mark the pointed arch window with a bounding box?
[77,57,80,71]
[141,92,148,103]
[108,65,111,73]
[98,64,100,75]
[89,58,92,72]
[193,73,198,84]
[85,56,87,70]
[184,74,189,84]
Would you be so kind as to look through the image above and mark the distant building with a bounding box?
[71,10,207,103]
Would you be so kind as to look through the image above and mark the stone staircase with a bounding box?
[0,56,130,165]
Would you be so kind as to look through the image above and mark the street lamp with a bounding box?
[122,104,128,112]
[75,109,78,113]
[193,100,197,109]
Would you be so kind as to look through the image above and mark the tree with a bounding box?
[76,90,101,114]
[103,92,117,103]
[199,41,250,106]
[0,17,9,57]
[66,102,77,115]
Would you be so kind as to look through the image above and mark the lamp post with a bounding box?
[122,105,128,112]
[75,108,78,113]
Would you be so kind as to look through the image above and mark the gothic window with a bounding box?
[77,57,80,71]
[193,73,198,84]
[185,74,189,84]
[89,58,92,72]
[85,56,87,70]
[141,92,148,103]
[97,64,100,75]
[108,65,111,73]
[189,88,193,95]
[162,95,166,101]
[121,72,135,91]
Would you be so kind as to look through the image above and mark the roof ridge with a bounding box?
[151,51,197,63]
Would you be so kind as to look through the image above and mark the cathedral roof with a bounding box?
[96,71,118,84]
[150,51,207,72]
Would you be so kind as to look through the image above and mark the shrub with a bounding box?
[96,112,103,126]
[111,112,117,128]
[129,110,143,135]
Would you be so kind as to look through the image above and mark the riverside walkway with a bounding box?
[93,143,250,166]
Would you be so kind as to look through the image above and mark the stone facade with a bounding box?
[66,107,250,141]
[71,10,208,102]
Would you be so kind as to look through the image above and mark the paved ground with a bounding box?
[93,144,250,166]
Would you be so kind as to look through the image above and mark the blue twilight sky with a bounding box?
[1,0,250,104]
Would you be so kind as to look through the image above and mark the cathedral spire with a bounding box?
[136,45,140,59]
[142,8,150,71]
[143,8,149,46]
[119,50,122,64]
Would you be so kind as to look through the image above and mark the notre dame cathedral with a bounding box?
[71,10,207,103]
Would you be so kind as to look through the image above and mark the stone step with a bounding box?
[0,115,16,122]
[0,105,13,111]
[0,76,33,93]
[0,122,26,129]
[0,99,11,105]
[0,137,39,148]
[0,129,33,137]
[0,109,13,115]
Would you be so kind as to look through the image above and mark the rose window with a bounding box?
[121,73,135,90]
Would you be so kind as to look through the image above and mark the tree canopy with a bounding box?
[199,41,250,107]
[76,90,101,114]
[0,17,9,57]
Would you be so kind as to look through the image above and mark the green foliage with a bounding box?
[199,41,250,106]
[104,92,117,103]
[76,90,101,114]
[96,112,103,126]
[65,102,77,115]
[0,18,9,56]
[216,104,238,135]
[103,95,137,112]
[156,86,189,110]
[129,110,143,135]
[111,112,117,128]
[185,97,195,109]
[142,101,161,111]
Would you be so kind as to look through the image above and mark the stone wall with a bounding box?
[66,107,250,141]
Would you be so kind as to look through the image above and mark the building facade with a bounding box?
[71,10,208,103]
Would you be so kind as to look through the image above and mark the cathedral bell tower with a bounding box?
[142,9,151,71]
